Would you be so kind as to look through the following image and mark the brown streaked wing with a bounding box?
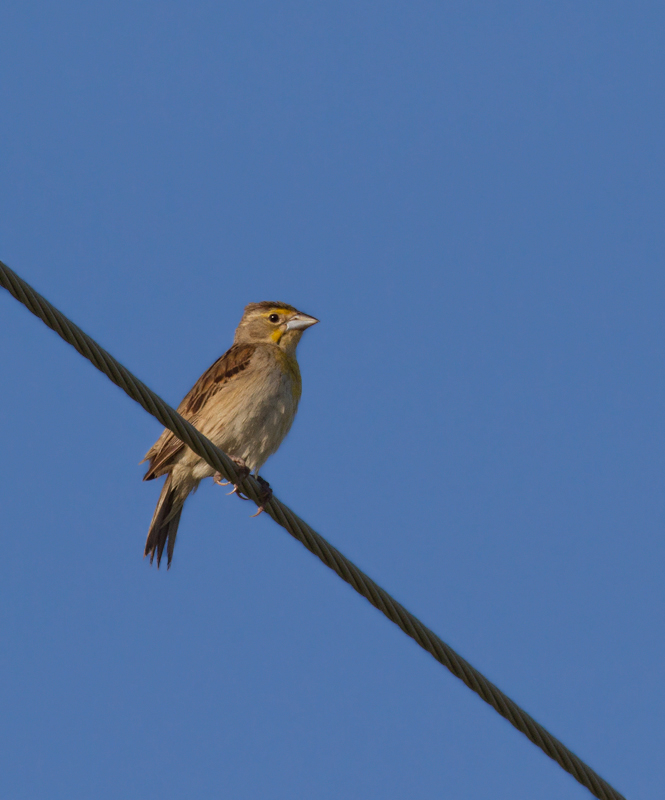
[180,343,256,415]
[142,343,256,481]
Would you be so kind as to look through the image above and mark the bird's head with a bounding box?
[235,301,319,354]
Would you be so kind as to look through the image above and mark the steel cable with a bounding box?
[0,259,626,800]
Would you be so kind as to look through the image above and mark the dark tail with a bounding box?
[144,474,186,569]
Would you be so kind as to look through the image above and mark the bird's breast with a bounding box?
[203,346,302,472]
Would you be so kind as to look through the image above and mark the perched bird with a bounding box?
[142,301,319,568]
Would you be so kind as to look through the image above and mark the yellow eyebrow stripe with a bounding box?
[262,307,291,317]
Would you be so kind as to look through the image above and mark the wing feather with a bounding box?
[142,343,255,480]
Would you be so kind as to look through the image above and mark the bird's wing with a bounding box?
[142,343,256,480]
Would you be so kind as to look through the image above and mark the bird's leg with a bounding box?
[213,458,251,499]
[250,476,273,517]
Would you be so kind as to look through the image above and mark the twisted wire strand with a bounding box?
[0,259,625,800]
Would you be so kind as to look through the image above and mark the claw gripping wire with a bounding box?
[0,260,625,800]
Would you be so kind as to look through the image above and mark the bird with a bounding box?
[141,301,319,568]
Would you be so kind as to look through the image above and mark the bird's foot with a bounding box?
[213,458,251,499]
[250,476,273,517]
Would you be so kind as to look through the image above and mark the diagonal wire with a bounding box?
[0,259,625,800]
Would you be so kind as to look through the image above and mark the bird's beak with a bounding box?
[286,313,319,331]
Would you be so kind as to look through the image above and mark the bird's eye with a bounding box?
[269,314,280,323]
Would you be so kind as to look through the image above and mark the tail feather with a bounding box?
[145,474,187,569]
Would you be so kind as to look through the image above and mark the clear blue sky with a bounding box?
[1,2,663,798]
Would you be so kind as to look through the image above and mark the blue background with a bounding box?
[1,3,663,798]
